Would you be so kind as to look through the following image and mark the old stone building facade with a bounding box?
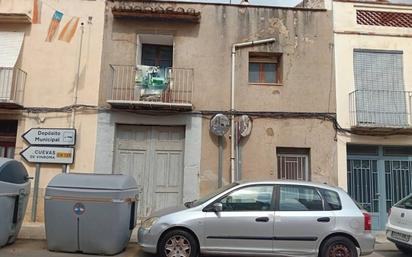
[96,0,336,218]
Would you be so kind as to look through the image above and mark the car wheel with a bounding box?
[158,229,199,257]
[396,244,412,254]
[320,236,358,257]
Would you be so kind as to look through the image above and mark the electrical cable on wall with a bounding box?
[17,104,409,137]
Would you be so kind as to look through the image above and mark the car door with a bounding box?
[203,184,275,255]
[273,185,336,256]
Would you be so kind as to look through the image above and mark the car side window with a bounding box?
[218,185,274,211]
[319,189,342,211]
[279,185,323,211]
[395,194,412,209]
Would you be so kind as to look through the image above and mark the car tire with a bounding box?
[320,236,358,257]
[396,244,412,254]
[158,229,199,257]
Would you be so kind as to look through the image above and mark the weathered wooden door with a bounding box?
[115,125,184,218]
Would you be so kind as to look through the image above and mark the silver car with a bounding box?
[138,180,375,257]
[386,193,412,254]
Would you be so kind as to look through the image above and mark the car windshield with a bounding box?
[395,194,412,209]
[186,182,239,208]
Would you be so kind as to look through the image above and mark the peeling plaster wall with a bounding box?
[100,2,336,197]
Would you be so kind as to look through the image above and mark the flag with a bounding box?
[45,11,63,42]
[32,0,42,24]
[58,17,80,43]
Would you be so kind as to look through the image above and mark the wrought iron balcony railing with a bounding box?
[349,90,412,128]
[0,67,26,107]
[108,65,194,108]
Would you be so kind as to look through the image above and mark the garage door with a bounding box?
[115,125,185,218]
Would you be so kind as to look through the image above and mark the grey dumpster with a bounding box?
[44,173,138,255]
[0,158,31,247]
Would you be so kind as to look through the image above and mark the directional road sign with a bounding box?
[22,128,76,146]
[20,146,75,164]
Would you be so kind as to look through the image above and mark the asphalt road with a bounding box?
[0,240,409,257]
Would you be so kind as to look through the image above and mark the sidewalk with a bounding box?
[0,239,400,257]
[0,240,150,257]
[5,223,395,257]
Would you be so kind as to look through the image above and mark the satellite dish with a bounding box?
[210,114,230,136]
[239,115,252,137]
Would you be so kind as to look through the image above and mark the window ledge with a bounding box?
[249,83,283,86]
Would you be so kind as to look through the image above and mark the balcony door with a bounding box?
[141,44,173,68]
[353,50,408,127]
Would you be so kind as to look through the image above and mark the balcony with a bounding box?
[349,90,412,133]
[108,65,194,110]
[0,67,26,108]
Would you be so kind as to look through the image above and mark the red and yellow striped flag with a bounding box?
[58,17,80,43]
[32,0,42,24]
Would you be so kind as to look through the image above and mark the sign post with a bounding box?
[21,128,76,222]
[31,164,40,222]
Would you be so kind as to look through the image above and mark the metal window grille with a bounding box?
[277,154,309,181]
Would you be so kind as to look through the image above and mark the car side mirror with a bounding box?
[213,202,223,212]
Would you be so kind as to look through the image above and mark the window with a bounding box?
[353,50,406,126]
[249,52,282,84]
[218,185,274,211]
[277,147,310,181]
[0,120,17,159]
[279,185,323,211]
[141,44,173,68]
[319,189,342,211]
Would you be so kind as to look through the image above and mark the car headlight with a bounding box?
[141,217,159,230]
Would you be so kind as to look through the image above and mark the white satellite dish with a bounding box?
[239,115,252,137]
[210,114,230,136]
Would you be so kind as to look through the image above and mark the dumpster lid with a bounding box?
[0,158,29,184]
[47,173,137,190]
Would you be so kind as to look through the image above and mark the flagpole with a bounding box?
[67,22,84,173]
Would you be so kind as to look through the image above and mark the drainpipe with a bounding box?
[230,38,276,183]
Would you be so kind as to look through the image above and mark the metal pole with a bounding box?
[230,46,236,183]
[67,23,85,174]
[62,164,67,173]
[218,136,223,188]
[238,140,243,180]
[31,164,40,222]
[235,122,239,181]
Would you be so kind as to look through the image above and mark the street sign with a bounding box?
[20,146,75,164]
[22,128,76,146]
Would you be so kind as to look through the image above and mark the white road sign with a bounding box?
[22,128,76,146]
[20,146,74,164]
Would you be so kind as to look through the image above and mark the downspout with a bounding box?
[230,38,276,183]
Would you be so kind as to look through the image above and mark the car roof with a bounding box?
[236,180,343,192]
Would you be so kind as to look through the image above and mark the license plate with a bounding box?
[392,231,410,242]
